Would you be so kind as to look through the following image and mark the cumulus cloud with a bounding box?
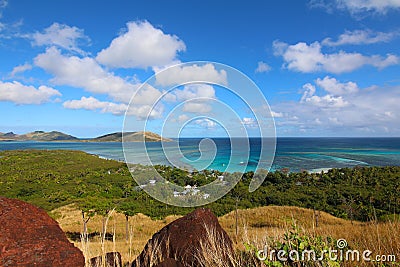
[96,21,185,69]
[315,76,359,95]
[174,84,216,101]
[34,47,166,118]
[10,63,32,77]
[174,84,216,114]
[155,63,228,87]
[300,78,351,108]
[302,92,349,108]
[34,47,141,103]
[0,81,61,104]
[255,61,272,73]
[322,29,399,46]
[300,83,317,102]
[31,23,90,54]
[273,77,400,135]
[63,96,164,119]
[273,40,399,73]
[63,96,128,115]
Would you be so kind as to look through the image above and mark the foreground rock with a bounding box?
[155,258,185,267]
[0,196,85,266]
[132,208,234,267]
[90,252,122,267]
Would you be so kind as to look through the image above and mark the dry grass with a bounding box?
[220,206,400,266]
[52,204,181,265]
[52,205,400,266]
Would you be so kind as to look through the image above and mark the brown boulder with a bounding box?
[132,208,234,267]
[0,196,85,266]
[90,251,122,267]
[155,258,184,267]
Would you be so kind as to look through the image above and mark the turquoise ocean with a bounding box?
[1,138,400,173]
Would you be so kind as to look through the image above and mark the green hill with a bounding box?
[0,149,398,221]
[0,130,170,142]
[0,131,78,141]
[92,131,171,142]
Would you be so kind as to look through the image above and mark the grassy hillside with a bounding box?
[0,149,399,222]
[92,131,171,142]
[0,130,170,142]
[0,130,79,141]
[1,149,399,265]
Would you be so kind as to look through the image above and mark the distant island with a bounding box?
[0,130,171,142]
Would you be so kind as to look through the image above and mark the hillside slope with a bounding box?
[0,131,78,141]
[92,131,171,142]
[0,130,170,142]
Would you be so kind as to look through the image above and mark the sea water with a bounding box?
[1,137,400,173]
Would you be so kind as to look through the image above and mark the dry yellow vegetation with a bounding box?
[52,205,399,266]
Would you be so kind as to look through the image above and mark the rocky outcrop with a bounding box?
[132,208,234,267]
[0,196,85,266]
[90,252,122,267]
[155,258,185,267]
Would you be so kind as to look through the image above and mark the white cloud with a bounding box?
[31,23,90,54]
[300,83,316,102]
[34,47,142,103]
[315,76,359,95]
[0,81,61,104]
[173,84,216,114]
[155,63,228,87]
[178,114,189,122]
[96,21,185,69]
[301,80,350,108]
[322,29,399,46]
[10,63,32,77]
[273,40,399,73]
[0,19,22,40]
[194,118,217,129]
[242,117,258,128]
[255,61,272,73]
[63,96,127,115]
[182,102,212,113]
[175,84,216,101]
[63,96,164,119]
[35,47,166,118]
[271,111,284,118]
[130,83,163,105]
[310,0,400,15]
[273,78,400,135]
[302,94,349,108]
[337,0,400,14]
[34,47,171,119]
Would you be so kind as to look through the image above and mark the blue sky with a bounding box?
[1,0,400,137]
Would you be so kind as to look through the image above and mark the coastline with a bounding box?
[1,137,400,173]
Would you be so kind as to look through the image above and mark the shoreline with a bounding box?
[2,138,400,174]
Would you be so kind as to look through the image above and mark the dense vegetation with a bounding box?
[0,150,399,221]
